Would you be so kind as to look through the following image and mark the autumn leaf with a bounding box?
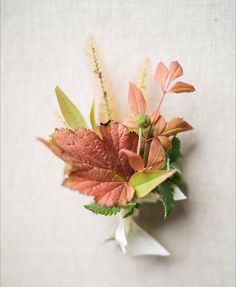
[154,62,169,91]
[154,61,195,94]
[167,61,183,83]
[128,82,146,115]
[120,149,144,171]
[146,138,165,171]
[158,136,172,150]
[152,115,193,150]
[39,123,138,207]
[168,81,195,93]
[161,118,193,137]
[121,138,165,172]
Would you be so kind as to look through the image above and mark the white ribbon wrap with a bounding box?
[112,185,187,256]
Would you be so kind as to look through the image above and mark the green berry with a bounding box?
[135,114,151,128]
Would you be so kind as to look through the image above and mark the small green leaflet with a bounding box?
[84,202,140,217]
[166,137,182,163]
[170,172,185,187]
[122,202,140,218]
[89,101,102,138]
[158,180,175,219]
[55,86,87,129]
[84,203,121,216]
[129,170,176,198]
[169,162,182,173]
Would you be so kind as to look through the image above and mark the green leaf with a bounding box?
[129,170,176,198]
[170,162,182,173]
[170,172,185,187]
[84,202,121,216]
[55,86,87,129]
[158,180,175,219]
[122,202,140,218]
[166,137,182,163]
[89,101,102,138]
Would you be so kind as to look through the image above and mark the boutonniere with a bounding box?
[39,39,195,256]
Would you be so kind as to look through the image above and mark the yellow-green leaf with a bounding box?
[129,170,176,198]
[55,86,87,129]
[89,101,102,139]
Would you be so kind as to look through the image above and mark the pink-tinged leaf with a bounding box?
[154,62,169,91]
[123,117,137,129]
[150,110,160,125]
[120,149,144,171]
[168,61,183,83]
[128,83,146,115]
[161,118,193,137]
[39,123,138,206]
[157,136,172,150]
[168,81,195,93]
[146,138,165,171]
[155,115,167,135]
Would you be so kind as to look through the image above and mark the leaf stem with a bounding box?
[137,128,143,155]
[143,140,151,166]
[145,90,167,140]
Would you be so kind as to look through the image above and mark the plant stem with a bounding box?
[143,140,151,166]
[145,91,167,140]
[137,128,143,155]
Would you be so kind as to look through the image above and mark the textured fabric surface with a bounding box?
[1,0,235,286]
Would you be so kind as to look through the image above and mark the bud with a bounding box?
[135,114,151,128]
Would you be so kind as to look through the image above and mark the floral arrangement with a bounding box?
[39,40,195,256]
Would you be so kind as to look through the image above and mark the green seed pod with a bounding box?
[135,114,151,128]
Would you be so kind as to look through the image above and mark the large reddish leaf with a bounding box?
[39,123,138,206]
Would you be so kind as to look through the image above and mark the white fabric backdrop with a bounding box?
[1,0,235,286]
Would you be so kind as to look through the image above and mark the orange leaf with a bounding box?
[158,136,172,150]
[168,61,183,83]
[169,81,195,93]
[154,62,169,91]
[154,115,167,135]
[120,149,144,171]
[150,110,160,125]
[146,138,165,171]
[161,118,193,137]
[128,82,146,115]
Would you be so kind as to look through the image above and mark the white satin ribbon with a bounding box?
[113,185,187,256]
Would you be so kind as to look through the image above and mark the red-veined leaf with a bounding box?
[39,123,138,206]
